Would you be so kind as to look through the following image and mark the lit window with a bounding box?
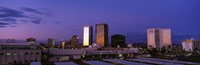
[13,53,17,56]
[7,53,11,55]
[19,53,23,55]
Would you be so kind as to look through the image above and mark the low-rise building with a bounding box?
[48,48,139,61]
[49,49,85,61]
[0,43,41,65]
[182,38,200,51]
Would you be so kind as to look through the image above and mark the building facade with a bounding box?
[95,23,108,47]
[111,34,125,47]
[182,38,200,51]
[83,26,93,46]
[70,35,79,46]
[0,43,41,65]
[26,37,36,44]
[147,28,172,48]
[48,38,55,48]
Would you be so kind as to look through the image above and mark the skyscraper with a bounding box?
[70,35,79,46]
[48,38,55,48]
[83,26,93,46]
[60,41,66,49]
[111,34,125,47]
[95,23,108,47]
[147,28,172,48]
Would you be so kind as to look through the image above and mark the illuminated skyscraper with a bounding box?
[95,23,108,47]
[83,26,93,46]
[147,28,172,48]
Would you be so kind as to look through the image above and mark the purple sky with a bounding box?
[0,0,200,43]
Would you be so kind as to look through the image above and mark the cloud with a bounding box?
[21,7,50,16]
[54,21,60,24]
[0,17,16,21]
[20,20,28,22]
[27,16,45,24]
[0,25,7,28]
[0,22,9,25]
[31,18,42,24]
[0,22,10,27]
[0,7,52,28]
[0,7,26,18]
[9,25,17,27]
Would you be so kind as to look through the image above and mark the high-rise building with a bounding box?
[70,35,79,46]
[60,41,65,49]
[95,23,108,47]
[83,26,93,46]
[111,34,125,47]
[64,40,71,47]
[48,38,55,48]
[182,38,200,51]
[147,28,172,48]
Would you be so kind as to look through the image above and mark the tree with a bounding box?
[161,46,166,54]
[149,48,159,57]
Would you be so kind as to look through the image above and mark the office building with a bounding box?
[64,40,71,47]
[60,41,65,49]
[96,23,108,47]
[70,35,79,46]
[83,26,93,46]
[48,38,55,48]
[182,38,200,51]
[111,34,125,47]
[147,28,172,48]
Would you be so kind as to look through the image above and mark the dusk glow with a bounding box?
[0,0,200,43]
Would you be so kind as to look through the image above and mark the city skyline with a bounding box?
[0,1,200,64]
[0,0,200,43]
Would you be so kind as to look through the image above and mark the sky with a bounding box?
[0,0,200,43]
